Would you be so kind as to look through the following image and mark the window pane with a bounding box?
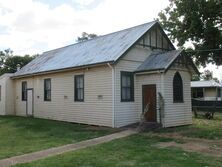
[80,89,83,100]
[46,90,51,100]
[77,77,80,88]
[173,72,183,102]
[46,80,51,90]
[44,79,51,101]
[75,75,84,101]
[78,89,81,100]
[121,72,134,101]
[122,75,127,87]
[126,76,131,87]
[22,82,27,101]
[126,88,131,99]
[122,88,126,100]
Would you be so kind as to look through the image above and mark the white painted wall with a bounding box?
[163,69,192,127]
[114,46,154,127]
[0,75,6,115]
[14,65,113,127]
[136,73,163,124]
[0,74,14,115]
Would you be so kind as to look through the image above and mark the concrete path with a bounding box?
[0,129,137,167]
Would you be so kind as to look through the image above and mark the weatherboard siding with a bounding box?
[0,76,6,115]
[0,74,14,115]
[15,65,113,127]
[136,73,163,124]
[5,75,15,115]
[114,46,153,127]
[163,69,192,127]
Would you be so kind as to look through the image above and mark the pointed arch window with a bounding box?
[173,72,183,103]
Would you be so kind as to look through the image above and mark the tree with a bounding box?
[0,49,13,66]
[201,70,213,80]
[0,49,37,76]
[201,69,219,82]
[158,0,222,66]
[76,32,98,42]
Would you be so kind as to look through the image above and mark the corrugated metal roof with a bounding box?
[191,80,222,88]
[13,21,157,77]
[135,50,182,73]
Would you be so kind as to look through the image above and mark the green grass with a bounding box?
[154,113,222,140]
[14,134,222,167]
[0,116,116,159]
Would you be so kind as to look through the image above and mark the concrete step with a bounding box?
[137,122,162,132]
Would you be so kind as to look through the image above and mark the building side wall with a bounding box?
[163,69,192,127]
[114,46,154,127]
[5,76,15,115]
[0,77,6,115]
[15,65,113,127]
[136,73,163,125]
[204,87,217,100]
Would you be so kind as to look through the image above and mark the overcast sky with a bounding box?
[0,0,221,80]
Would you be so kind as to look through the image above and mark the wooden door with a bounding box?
[142,85,156,122]
[26,89,33,116]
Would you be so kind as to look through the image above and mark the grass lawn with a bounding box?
[154,112,222,140]
[0,116,116,159]
[14,134,222,167]
[13,114,222,167]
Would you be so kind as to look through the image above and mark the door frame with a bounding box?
[26,88,34,117]
[142,84,157,122]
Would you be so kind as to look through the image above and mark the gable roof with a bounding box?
[191,80,222,88]
[135,50,182,73]
[13,21,163,78]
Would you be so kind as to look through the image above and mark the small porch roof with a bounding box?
[135,50,182,73]
[135,50,199,74]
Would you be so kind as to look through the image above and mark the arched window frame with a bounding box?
[173,72,184,103]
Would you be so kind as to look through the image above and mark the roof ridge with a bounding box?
[43,20,157,54]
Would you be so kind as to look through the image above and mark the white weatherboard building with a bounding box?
[191,80,222,101]
[0,21,198,128]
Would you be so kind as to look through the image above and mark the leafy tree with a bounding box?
[0,49,37,76]
[158,0,222,66]
[191,74,200,81]
[201,69,219,82]
[0,49,13,66]
[201,70,213,80]
[76,32,98,42]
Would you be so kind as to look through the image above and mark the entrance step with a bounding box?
[137,122,161,132]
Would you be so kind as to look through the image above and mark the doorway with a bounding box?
[26,89,33,116]
[142,85,156,122]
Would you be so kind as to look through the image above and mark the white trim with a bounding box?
[135,70,164,75]
[160,73,165,127]
[107,63,115,128]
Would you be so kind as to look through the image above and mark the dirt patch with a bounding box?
[155,139,222,157]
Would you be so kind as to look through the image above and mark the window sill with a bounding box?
[44,100,51,102]
[121,100,134,102]
[173,101,184,103]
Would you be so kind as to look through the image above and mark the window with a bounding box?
[75,75,84,101]
[44,79,51,101]
[121,71,134,102]
[173,72,183,102]
[0,85,1,101]
[196,88,204,98]
[218,88,221,97]
[22,81,27,101]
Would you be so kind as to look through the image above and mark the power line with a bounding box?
[185,48,222,53]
